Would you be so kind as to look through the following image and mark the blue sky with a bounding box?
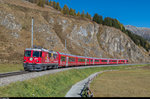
[51,0,150,28]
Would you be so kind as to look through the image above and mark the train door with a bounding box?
[93,59,94,65]
[66,57,68,67]
[107,59,109,64]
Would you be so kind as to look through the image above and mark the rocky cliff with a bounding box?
[0,0,149,64]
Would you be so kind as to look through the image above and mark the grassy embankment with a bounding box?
[0,64,149,97]
[90,65,150,97]
[0,64,23,73]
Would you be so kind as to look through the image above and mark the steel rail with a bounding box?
[0,71,29,78]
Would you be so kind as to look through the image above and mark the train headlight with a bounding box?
[29,57,33,61]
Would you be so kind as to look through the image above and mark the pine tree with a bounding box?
[93,13,99,23]
[63,5,69,15]
[53,1,56,9]
[56,2,61,11]
[73,9,76,16]
[86,12,91,20]
[81,10,85,18]
[93,13,103,24]
[50,0,53,6]
[103,17,113,26]
[69,8,74,16]
[77,11,80,16]
[100,15,103,24]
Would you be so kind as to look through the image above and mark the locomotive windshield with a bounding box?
[25,51,31,57]
[33,51,42,57]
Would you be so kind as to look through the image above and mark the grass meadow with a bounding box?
[0,64,23,73]
[0,64,149,97]
[90,65,150,97]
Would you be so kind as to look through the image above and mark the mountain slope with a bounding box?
[0,0,149,64]
[125,25,150,42]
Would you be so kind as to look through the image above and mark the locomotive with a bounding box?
[23,48,128,71]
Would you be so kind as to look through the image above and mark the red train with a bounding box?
[23,48,128,71]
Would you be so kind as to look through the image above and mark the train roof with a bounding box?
[25,48,49,52]
[25,48,57,54]
[58,52,77,57]
[58,52,127,60]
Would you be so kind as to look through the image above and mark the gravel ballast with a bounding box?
[0,68,71,86]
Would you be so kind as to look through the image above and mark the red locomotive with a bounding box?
[23,48,128,71]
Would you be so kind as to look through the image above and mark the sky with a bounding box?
[51,0,150,28]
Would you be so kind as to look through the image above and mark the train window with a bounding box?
[109,60,112,62]
[101,60,107,62]
[40,51,42,57]
[91,60,93,62]
[127,60,128,62]
[69,57,75,62]
[112,60,117,62]
[49,53,51,58]
[78,58,85,62]
[53,54,57,59]
[87,59,90,62]
[33,51,41,57]
[95,60,99,62]
[61,56,66,62]
[25,51,31,57]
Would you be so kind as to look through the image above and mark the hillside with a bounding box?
[125,25,150,42]
[0,0,149,64]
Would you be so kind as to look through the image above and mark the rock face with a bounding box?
[125,25,150,42]
[0,0,149,64]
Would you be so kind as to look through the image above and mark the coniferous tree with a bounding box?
[98,15,103,24]
[103,17,113,26]
[69,8,74,16]
[81,10,85,18]
[53,1,56,9]
[120,24,126,33]
[85,12,91,20]
[56,2,61,11]
[93,13,99,23]
[63,4,69,15]
[112,19,120,29]
[77,11,80,16]
[50,0,53,6]
[93,13,103,24]
[73,9,76,16]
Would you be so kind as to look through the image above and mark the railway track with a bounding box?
[0,63,148,79]
[0,71,29,78]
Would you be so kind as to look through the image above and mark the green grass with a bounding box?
[0,64,148,97]
[0,64,23,73]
